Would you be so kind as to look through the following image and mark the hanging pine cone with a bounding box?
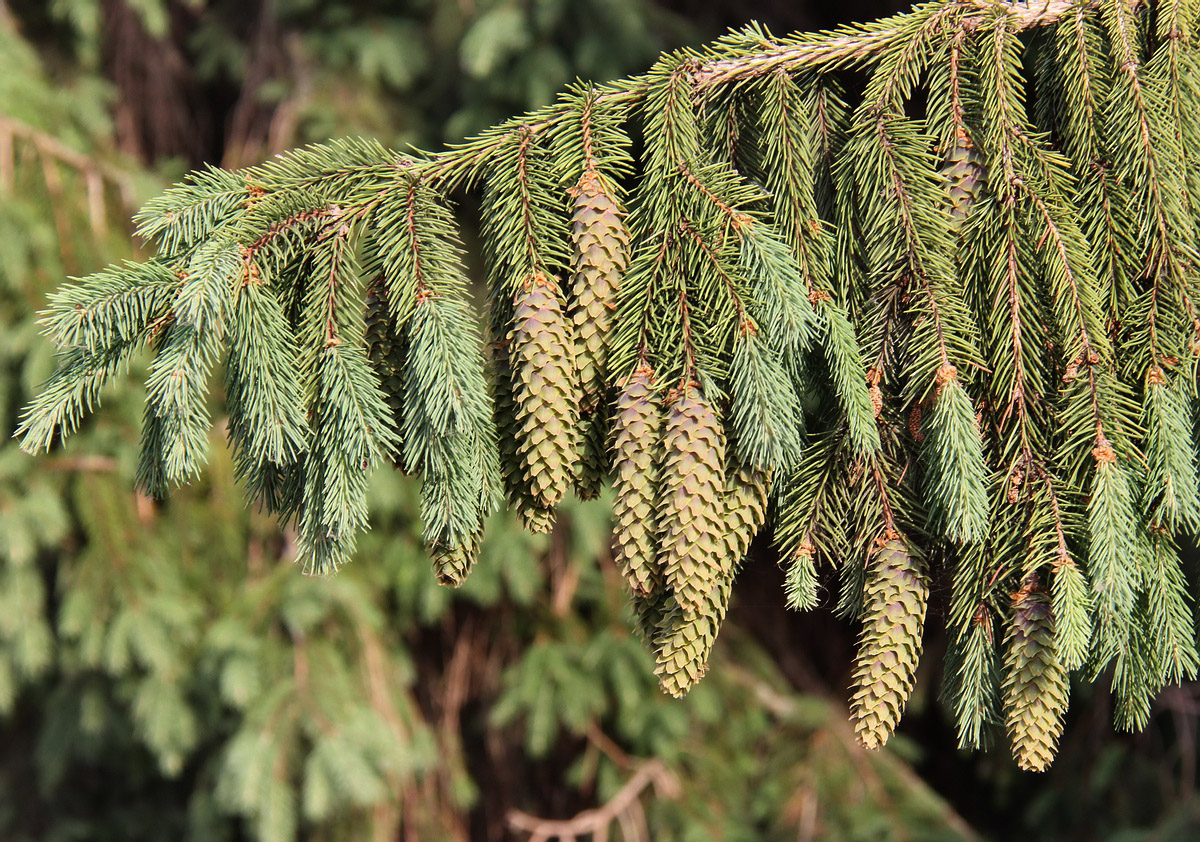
[722,467,769,562]
[653,466,769,697]
[611,365,663,595]
[631,589,670,647]
[850,534,929,750]
[1003,574,1069,772]
[658,383,728,613]
[432,533,481,588]
[943,128,986,220]
[653,581,730,698]
[509,272,579,509]
[494,338,557,535]
[365,282,407,472]
[570,170,629,499]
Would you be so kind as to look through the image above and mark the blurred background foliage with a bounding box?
[1,0,1200,840]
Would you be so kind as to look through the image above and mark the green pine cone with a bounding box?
[943,130,985,221]
[654,580,730,698]
[513,495,557,534]
[849,535,929,750]
[631,588,671,647]
[510,272,579,509]
[611,366,663,595]
[575,418,608,501]
[493,340,557,535]
[1003,574,1069,772]
[365,283,407,471]
[570,171,629,499]
[652,467,769,697]
[722,467,769,563]
[658,384,728,613]
[432,533,481,588]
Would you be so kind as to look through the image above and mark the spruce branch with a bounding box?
[20,0,1200,773]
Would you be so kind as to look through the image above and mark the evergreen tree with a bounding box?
[19,0,1200,775]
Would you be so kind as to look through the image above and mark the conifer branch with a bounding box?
[20,0,1196,772]
[355,1,1129,194]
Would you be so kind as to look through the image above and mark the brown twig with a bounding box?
[0,115,137,219]
[40,455,119,473]
[506,760,680,842]
[723,663,983,841]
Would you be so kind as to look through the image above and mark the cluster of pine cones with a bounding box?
[493,166,980,762]
[366,150,1064,771]
[496,169,772,699]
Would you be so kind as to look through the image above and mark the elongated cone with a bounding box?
[654,580,731,698]
[850,535,929,749]
[510,272,578,509]
[365,283,407,471]
[1004,574,1068,772]
[658,384,728,613]
[611,366,663,595]
[494,340,556,534]
[570,171,629,499]
[943,128,985,221]
[653,467,769,697]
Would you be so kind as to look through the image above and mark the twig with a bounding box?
[40,455,119,473]
[693,0,1099,87]
[0,115,136,209]
[506,760,680,841]
[721,663,985,842]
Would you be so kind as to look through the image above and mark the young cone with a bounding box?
[1003,574,1068,773]
[721,467,769,563]
[657,383,728,613]
[509,272,579,509]
[653,581,731,698]
[850,534,929,750]
[495,347,557,535]
[570,170,629,499]
[611,366,663,595]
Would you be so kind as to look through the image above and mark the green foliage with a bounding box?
[37,0,690,155]
[0,14,1007,842]
[16,0,1200,809]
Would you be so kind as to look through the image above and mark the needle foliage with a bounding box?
[20,0,1200,770]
